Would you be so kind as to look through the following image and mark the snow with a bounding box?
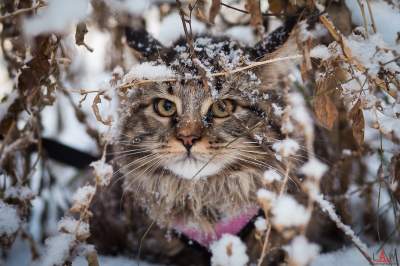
[284,236,320,266]
[314,194,370,255]
[310,45,331,60]
[71,185,96,210]
[312,244,400,266]
[123,62,176,83]
[225,26,256,45]
[298,21,328,42]
[263,169,282,183]
[299,158,328,180]
[156,12,206,46]
[34,233,76,266]
[271,195,311,228]
[105,0,151,15]
[90,158,113,186]
[23,0,90,36]
[345,0,400,46]
[288,92,314,137]
[210,234,249,266]
[58,217,89,239]
[0,200,20,236]
[257,188,276,202]
[272,138,300,158]
[254,217,267,232]
[0,90,18,123]
[4,186,35,200]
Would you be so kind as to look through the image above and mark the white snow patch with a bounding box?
[257,189,276,202]
[34,233,75,266]
[310,45,331,60]
[285,236,320,266]
[123,62,175,83]
[90,158,113,186]
[71,185,96,209]
[58,217,89,238]
[300,158,328,180]
[263,169,282,183]
[0,200,20,236]
[272,138,300,158]
[254,217,267,232]
[345,0,400,46]
[210,234,249,266]
[271,195,310,228]
[23,0,90,36]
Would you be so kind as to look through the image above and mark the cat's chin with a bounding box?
[164,156,226,179]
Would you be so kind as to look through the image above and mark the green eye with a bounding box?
[211,100,236,118]
[153,98,177,117]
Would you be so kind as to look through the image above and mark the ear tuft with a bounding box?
[125,26,165,61]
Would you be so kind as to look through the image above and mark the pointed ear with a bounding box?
[255,33,299,91]
[125,26,165,61]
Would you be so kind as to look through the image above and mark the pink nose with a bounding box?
[177,134,200,150]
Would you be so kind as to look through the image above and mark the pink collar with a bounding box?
[173,207,259,247]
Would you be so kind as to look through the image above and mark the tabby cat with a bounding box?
[89,19,344,265]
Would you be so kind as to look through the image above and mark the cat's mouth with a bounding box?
[163,152,230,179]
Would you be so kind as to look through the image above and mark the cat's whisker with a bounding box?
[107,148,154,156]
[236,149,270,155]
[112,153,159,178]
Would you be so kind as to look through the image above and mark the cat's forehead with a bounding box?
[167,37,250,76]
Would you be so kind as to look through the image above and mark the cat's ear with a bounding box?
[255,33,299,91]
[125,26,165,61]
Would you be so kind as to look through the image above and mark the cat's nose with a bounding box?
[177,134,200,151]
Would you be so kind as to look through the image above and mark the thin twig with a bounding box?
[221,2,280,17]
[117,55,302,90]
[0,1,46,22]
[314,194,374,266]
[356,0,369,38]
[365,0,377,33]
[176,0,210,92]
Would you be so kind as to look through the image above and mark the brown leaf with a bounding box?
[268,0,286,13]
[246,0,263,29]
[349,100,365,147]
[314,81,338,130]
[75,22,93,52]
[208,0,221,24]
[92,93,112,126]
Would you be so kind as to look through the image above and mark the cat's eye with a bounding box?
[153,98,177,117]
[210,100,236,118]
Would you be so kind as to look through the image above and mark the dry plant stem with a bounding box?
[176,0,210,92]
[314,195,374,266]
[257,225,272,266]
[356,0,369,38]
[365,0,377,33]
[258,161,292,266]
[0,1,46,22]
[117,55,302,90]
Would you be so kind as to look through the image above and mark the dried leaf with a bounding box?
[246,0,263,28]
[314,81,338,130]
[268,0,286,13]
[92,93,112,126]
[75,22,93,52]
[208,0,221,24]
[349,100,365,146]
[86,250,100,266]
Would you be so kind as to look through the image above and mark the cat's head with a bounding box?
[115,28,298,181]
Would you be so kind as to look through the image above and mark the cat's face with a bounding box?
[114,32,297,228]
[118,74,280,180]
